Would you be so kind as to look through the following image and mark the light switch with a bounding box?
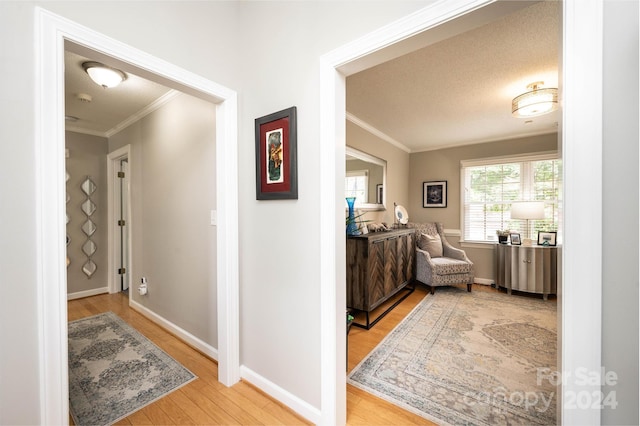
[210,210,217,226]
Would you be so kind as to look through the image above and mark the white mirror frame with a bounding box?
[345,146,386,211]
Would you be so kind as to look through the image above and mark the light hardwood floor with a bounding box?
[68,284,511,425]
[68,293,311,425]
[347,284,436,425]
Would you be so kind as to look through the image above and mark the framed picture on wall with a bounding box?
[423,181,447,208]
[255,106,298,200]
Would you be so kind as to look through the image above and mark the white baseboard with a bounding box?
[67,286,109,300]
[240,365,321,424]
[129,299,218,361]
[129,301,318,423]
[474,278,494,286]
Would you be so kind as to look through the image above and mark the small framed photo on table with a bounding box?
[537,231,557,246]
[423,181,447,208]
[510,233,521,245]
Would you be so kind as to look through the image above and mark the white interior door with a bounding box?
[118,159,130,292]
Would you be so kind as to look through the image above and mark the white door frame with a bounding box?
[319,0,603,424]
[36,8,239,424]
[107,145,132,295]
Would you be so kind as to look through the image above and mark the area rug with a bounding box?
[348,287,557,426]
[68,312,196,426]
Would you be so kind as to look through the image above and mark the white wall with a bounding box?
[2,1,637,424]
[0,4,41,423]
[235,1,433,409]
[109,93,218,346]
[601,0,639,423]
[0,1,431,423]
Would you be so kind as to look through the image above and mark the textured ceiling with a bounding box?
[346,1,560,152]
[65,1,560,149]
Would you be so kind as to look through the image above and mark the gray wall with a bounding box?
[236,2,429,407]
[602,0,639,423]
[0,1,429,420]
[109,93,218,346]
[347,120,411,224]
[408,133,558,280]
[65,132,109,295]
[1,1,638,424]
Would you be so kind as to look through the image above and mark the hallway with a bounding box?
[68,294,310,425]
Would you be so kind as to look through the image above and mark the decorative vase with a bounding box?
[345,197,361,236]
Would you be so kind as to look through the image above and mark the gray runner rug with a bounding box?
[68,311,196,425]
[348,287,557,425]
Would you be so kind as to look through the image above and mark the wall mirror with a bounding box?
[345,146,386,211]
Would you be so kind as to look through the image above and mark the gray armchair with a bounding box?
[410,222,474,294]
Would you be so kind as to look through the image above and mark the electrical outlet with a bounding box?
[138,283,148,296]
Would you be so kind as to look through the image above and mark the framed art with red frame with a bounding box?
[255,106,298,200]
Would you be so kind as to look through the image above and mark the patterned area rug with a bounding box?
[68,312,196,426]
[348,288,557,425]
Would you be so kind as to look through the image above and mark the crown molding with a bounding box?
[346,112,411,153]
[105,90,180,137]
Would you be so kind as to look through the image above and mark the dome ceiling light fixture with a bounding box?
[512,81,558,118]
[82,61,127,89]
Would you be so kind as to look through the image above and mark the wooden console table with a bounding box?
[495,243,558,299]
[346,228,415,329]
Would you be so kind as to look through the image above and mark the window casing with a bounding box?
[461,153,562,243]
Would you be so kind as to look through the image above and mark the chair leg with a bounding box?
[467,283,472,292]
[430,286,435,295]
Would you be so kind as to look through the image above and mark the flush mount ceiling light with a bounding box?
[512,81,558,118]
[82,61,127,88]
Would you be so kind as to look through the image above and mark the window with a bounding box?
[345,170,369,202]
[461,153,562,243]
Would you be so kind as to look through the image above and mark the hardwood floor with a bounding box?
[68,293,311,425]
[69,284,530,425]
[346,284,436,425]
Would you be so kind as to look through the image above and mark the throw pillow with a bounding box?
[419,232,443,257]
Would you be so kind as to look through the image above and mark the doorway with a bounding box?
[36,8,240,423]
[108,145,132,296]
[117,158,129,294]
[319,0,604,424]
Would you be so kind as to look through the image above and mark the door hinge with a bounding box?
[118,267,126,275]
[117,171,125,178]
[118,220,126,226]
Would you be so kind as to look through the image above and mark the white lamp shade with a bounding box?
[510,201,545,220]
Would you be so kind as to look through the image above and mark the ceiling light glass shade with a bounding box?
[82,61,126,88]
[512,82,558,118]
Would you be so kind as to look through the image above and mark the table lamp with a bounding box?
[511,201,545,245]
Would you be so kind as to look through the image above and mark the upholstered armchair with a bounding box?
[409,222,474,294]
